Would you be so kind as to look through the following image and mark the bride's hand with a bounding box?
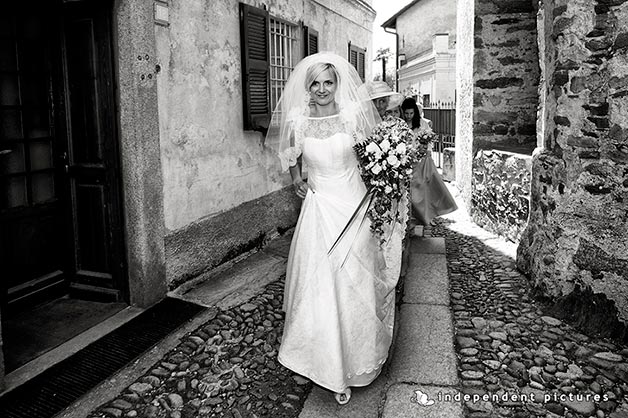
[293,178,311,199]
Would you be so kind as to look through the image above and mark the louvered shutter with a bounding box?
[349,43,357,68]
[357,50,365,80]
[304,26,318,56]
[240,3,270,131]
[348,43,365,81]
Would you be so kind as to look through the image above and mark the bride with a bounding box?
[266,52,400,405]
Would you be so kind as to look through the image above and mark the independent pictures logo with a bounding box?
[409,388,611,407]
[410,390,435,406]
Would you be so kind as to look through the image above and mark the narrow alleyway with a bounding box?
[76,185,628,418]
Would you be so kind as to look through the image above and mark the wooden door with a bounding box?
[61,0,125,301]
[0,3,67,310]
[0,0,125,311]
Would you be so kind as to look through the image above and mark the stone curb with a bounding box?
[382,237,463,418]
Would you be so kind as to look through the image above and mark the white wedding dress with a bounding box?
[278,114,401,393]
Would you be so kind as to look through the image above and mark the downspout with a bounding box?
[383,26,399,91]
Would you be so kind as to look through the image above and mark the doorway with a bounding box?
[0,0,126,371]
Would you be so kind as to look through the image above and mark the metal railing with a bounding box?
[423,101,455,168]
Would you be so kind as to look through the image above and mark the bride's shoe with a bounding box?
[334,388,351,405]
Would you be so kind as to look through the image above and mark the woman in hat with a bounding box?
[266,53,398,405]
[364,80,404,119]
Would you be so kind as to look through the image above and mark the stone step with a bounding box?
[383,236,462,418]
[388,304,458,386]
[411,237,446,254]
[404,252,449,305]
[172,243,289,310]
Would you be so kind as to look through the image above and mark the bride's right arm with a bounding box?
[289,157,310,199]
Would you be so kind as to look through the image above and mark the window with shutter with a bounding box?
[348,43,366,81]
[239,3,270,132]
[303,26,318,56]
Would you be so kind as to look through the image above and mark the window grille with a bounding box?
[269,18,298,110]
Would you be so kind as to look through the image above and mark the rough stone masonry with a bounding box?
[518,0,628,338]
[469,0,539,242]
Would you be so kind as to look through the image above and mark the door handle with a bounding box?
[60,152,69,173]
[0,149,12,156]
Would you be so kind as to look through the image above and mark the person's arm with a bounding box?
[289,156,311,199]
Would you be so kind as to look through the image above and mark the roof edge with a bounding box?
[381,0,421,29]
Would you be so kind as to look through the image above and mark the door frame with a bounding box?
[108,0,167,309]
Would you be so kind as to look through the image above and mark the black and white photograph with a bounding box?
[1,0,628,417]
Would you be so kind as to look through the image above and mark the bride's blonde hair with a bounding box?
[305,62,339,90]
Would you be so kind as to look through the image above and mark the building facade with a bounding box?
[157,0,375,289]
[382,0,456,104]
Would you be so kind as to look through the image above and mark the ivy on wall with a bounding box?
[471,150,532,242]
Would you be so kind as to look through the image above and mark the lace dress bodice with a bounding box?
[280,114,355,168]
[284,114,365,201]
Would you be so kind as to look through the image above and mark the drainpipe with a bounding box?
[384,26,399,91]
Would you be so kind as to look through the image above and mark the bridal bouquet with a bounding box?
[414,128,435,156]
[353,117,421,238]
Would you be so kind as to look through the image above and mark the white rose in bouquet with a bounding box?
[387,154,400,168]
[371,164,382,175]
[365,142,381,155]
[380,139,391,152]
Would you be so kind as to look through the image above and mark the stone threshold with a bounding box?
[1,305,144,396]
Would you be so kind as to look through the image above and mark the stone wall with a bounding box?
[165,186,300,289]
[517,0,628,331]
[471,150,531,242]
[473,0,540,153]
[456,0,476,207]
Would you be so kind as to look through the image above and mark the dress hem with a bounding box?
[277,354,385,393]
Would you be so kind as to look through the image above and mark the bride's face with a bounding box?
[309,69,337,107]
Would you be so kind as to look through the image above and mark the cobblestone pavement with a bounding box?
[86,212,628,418]
[88,279,311,418]
[432,217,628,418]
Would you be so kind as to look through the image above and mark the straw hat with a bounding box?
[364,81,404,109]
